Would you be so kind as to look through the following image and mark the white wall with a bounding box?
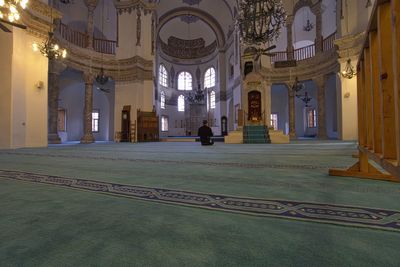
[0,28,48,149]
[59,69,114,142]
[271,84,289,134]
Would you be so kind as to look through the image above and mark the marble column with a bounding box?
[312,3,323,53]
[84,0,99,49]
[287,83,296,139]
[286,16,294,60]
[81,72,95,144]
[315,76,327,139]
[48,60,66,144]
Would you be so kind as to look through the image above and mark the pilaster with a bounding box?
[287,83,296,139]
[48,60,66,144]
[314,75,327,139]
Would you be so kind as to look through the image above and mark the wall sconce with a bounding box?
[35,81,44,90]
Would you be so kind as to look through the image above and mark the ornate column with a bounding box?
[81,72,95,144]
[84,0,99,49]
[286,16,294,60]
[315,76,327,139]
[287,83,296,139]
[48,60,66,144]
[312,3,323,53]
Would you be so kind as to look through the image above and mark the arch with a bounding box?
[204,67,216,88]
[157,7,226,49]
[178,71,193,90]
[293,0,316,16]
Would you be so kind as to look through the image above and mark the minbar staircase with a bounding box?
[243,125,271,144]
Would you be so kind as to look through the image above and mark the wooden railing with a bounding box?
[59,22,88,48]
[58,22,116,55]
[323,32,336,52]
[270,51,288,63]
[93,38,116,55]
[294,43,315,61]
[271,31,337,63]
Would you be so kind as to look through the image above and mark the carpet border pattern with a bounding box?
[1,169,399,232]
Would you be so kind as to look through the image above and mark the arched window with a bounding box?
[160,91,166,109]
[204,67,215,88]
[178,72,192,90]
[178,95,185,111]
[210,91,216,109]
[159,64,168,87]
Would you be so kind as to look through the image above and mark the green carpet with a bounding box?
[0,141,400,266]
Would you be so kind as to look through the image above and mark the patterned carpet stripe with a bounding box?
[1,169,399,232]
[0,152,348,170]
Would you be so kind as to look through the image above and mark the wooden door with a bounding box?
[248,90,262,121]
[121,108,131,142]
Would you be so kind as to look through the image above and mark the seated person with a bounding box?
[198,120,214,146]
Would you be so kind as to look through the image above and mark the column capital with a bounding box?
[49,59,67,75]
[83,71,95,84]
[84,0,99,11]
[313,75,327,89]
[286,15,294,25]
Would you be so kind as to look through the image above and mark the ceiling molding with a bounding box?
[157,6,226,49]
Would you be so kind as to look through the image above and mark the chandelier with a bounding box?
[237,0,286,46]
[32,2,66,60]
[32,31,67,59]
[341,58,356,79]
[186,86,205,104]
[291,77,312,106]
[0,0,28,22]
[303,19,314,32]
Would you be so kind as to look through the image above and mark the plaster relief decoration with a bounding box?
[180,14,199,24]
[160,36,217,59]
[136,8,141,46]
[116,0,155,15]
[182,0,201,5]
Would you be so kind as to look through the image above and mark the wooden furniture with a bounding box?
[329,0,400,181]
[130,120,137,143]
[137,109,159,142]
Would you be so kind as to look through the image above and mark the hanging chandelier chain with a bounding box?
[237,0,287,47]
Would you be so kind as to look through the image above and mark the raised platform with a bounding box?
[160,136,225,142]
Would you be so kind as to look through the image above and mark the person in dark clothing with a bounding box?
[198,120,214,146]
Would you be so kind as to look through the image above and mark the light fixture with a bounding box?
[186,85,205,104]
[33,31,67,59]
[291,77,312,106]
[291,76,305,93]
[32,1,66,60]
[0,0,28,23]
[237,0,286,46]
[341,58,356,79]
[303,19,314,32]
[302,8,314,32]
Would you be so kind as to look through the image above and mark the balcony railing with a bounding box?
[322,32,336,52]
[93,38,116,55]
[59,22,88,48]
[294,43,315,61]
[58,22,117,55]
[271,31,337,63]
